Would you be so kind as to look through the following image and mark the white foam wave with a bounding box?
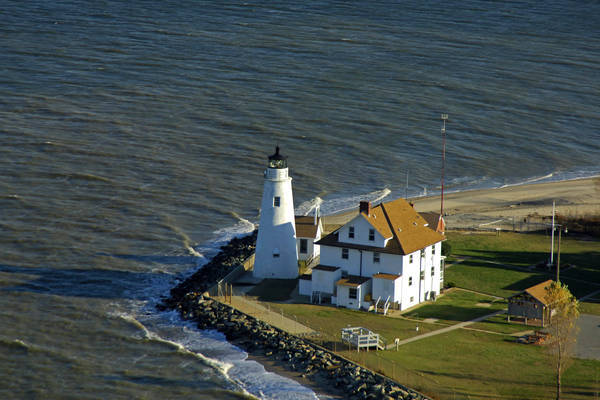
[499,173,554,188]
[212,214,256,243]
[113,310,256,397]
[318,187,391,215]
[161,217,205,258]
[295,196,323,216]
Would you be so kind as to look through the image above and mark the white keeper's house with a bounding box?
[299,198,445,312]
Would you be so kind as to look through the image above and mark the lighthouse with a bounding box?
[253,146,299,279]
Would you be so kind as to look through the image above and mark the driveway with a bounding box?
[575,314,600,360]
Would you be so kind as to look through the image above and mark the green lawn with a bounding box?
[262,302,438,345]
[446,231,600,281]
[444,232,600,322]
[404,288,506,324]
[360,329,600,400]
[469,312,532,335]
[580,300,600,316]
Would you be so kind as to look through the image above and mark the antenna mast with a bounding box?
[438,114,448,233]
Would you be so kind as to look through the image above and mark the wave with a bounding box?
[318,187,391,215]
[295,196,323,216]
[499,173,554,188]
[161,217,205,258]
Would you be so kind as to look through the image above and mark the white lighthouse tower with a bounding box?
[253,146,298,279]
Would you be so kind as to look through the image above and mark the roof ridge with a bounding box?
[380,201,405,254]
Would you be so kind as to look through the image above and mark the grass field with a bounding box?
[235,231,600,399]
[364,329,600,400]
[445,232,600,301]
[404,288,505,325]
[262,301,440,344]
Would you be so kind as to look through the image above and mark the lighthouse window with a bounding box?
[341,248,349,259]
[274,197,281,207]
[369,229,375,241]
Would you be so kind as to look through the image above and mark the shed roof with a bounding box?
[295,215,321,238]
[524,280,554,306]
[336,275,371,287]
[372,273,401,281]
[313,264,340,272]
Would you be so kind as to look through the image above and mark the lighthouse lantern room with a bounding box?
[253,146,299,279]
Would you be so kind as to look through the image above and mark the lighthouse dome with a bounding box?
[268,146,287,169]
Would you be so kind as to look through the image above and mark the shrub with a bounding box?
[442,241,452,257]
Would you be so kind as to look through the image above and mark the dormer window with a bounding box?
[368,229,375,241]
[348,226,355,239]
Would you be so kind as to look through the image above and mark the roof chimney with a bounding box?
[359,201,371,216]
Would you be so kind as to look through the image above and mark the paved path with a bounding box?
[575,314,600,360]
[226,295,315,336]
[386,309,506,349]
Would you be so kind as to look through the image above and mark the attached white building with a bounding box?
[304,198,445,312]
[295,214,323,265]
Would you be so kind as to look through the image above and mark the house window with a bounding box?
[368,229,375,241]
[342,248,349,259]
[300,239,308,254]
[420,270,425,280]
[373,252,380,263]
[440,268,444,282]
[410,296,414,302]
[348,226,355,239]
[349,288,358,299]
[409,254,414,263]
[409,276,413,286]
[432,245,436,255]
[420,250,425,258]
[431,266,435,276]
[274,197,281,207]
[273,249,280,258]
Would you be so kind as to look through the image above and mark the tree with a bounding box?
[544,281,580,400]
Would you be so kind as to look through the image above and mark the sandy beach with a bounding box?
[324,177,600,231]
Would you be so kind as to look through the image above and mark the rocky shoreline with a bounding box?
[160,232,430,400]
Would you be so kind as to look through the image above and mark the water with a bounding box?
[1,0,599,398]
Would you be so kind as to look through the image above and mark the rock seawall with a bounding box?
[161,232,430,400]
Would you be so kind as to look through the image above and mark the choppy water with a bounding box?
[1,0,599,398]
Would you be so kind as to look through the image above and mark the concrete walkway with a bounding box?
[386,309,506,349]
[226,295,315,336]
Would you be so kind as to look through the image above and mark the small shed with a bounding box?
[295,215,323,264]
[507,280,554,327]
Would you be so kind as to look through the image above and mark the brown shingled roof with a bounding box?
[524,279,554,306]
[336,275,371,287]
[317,198,445,256]
[372,273,401,280]
[381,198,445,255]
[295,215,321,238]
[360,206,393,239]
